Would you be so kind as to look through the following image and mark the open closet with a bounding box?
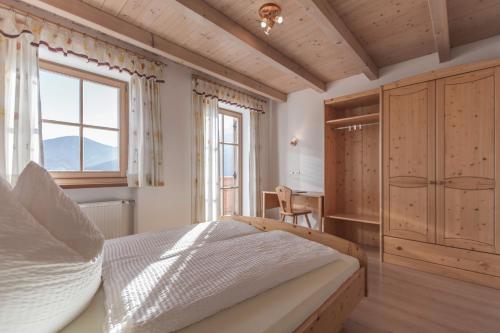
[324,89,381,248]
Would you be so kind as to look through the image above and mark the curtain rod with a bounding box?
[193,74,268,105]
[193,90,265,114]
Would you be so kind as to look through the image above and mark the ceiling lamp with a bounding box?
[258,3,283,35]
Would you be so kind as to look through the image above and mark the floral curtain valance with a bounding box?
[0,7,165,82]
[192,76,267,113]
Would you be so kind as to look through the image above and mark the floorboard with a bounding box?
[342,248,500,333]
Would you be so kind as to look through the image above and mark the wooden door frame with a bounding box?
[496,67,500,254]
[218,108,243,215]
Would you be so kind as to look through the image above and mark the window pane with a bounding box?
[223,114,238,143]
[40,70,80,123]
[222,145,238,187]
[83,81,119,128]
[42,123,80,171]
[83,128,119,171]
[221,188,239,215]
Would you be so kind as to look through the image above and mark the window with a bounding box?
[39,61,128,188]
[218,109,242,215]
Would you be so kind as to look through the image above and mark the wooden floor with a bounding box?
[342,248,500,333]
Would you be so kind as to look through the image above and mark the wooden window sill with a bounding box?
[54,177,128,189]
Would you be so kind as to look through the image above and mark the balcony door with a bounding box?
[218,109,242,216]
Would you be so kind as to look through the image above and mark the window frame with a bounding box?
[39,60,129,189]
[218,108,243,216]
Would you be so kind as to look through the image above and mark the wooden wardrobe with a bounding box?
[382,62,500,289]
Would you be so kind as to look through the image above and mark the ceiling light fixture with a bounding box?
[258,3,283,35]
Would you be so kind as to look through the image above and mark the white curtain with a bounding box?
[128,75,164,187]
[248,111,261,216]
[0,32,41,185]
[193,77,267,222]
[0,7,164,83]
[193,91,220,223]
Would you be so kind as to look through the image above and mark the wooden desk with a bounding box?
[262,191,324,231]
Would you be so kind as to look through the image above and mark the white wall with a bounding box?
[275,34,500,193]
[135,62,194,232]
[42,48,280,232]
[82,62,193,233]
[41,48,196,232]
[46,29,500,232]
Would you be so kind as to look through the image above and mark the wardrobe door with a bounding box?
[436,68,500,253]
[383,82,436,243]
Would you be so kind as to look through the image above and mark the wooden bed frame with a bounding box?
[221,215,368,333]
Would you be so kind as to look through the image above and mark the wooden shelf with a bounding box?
[324,88,381,247]
[324,88,379,108]
[326,113,379,128]
[327,213,380,225]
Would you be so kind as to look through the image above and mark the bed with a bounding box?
[61,216,367,333]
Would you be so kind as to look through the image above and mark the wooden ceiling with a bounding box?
[16,0,500,100]
[330,0,436,67]
[448,0,500,47]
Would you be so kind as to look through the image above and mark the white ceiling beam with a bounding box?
[296,0,378,80]
[15,0,287,101]
[175,0,327,93]
[427,0,451,62]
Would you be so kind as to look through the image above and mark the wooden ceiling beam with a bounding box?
[16,0,287,101]
[427,0,451,62]
[296,0,378,80]
[175,0,327,93]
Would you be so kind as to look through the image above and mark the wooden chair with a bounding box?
[275,186,312,228]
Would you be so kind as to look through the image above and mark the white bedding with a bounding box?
[101,222,340,333]
[61,254,359,333]
[0,173,103,333]
[103,221,259,264]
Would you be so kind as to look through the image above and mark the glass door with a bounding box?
[218,109,242,216]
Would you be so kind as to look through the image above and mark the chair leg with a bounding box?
[304,214,312,229]
[281,214,285,222]
[293,215,297,225]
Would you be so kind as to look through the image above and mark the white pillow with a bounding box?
[0,176,102,333]
[13,162,104,260]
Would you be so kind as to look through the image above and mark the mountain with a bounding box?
[43,136,118,171]
[82,138,119,171]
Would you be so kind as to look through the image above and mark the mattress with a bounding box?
[60,253,359,333]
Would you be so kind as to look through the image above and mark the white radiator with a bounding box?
[79,200,135,239]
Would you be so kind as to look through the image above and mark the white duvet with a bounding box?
[102,221,339,333]
[103,221,259,264]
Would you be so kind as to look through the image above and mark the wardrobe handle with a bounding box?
[428,180,447,185]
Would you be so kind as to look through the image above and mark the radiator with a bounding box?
[79,200,135,239]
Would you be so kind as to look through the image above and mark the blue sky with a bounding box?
[40,69,119,148]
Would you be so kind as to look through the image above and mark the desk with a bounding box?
[262,191,324,231]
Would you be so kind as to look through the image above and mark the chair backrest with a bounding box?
[275,186,293,214]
